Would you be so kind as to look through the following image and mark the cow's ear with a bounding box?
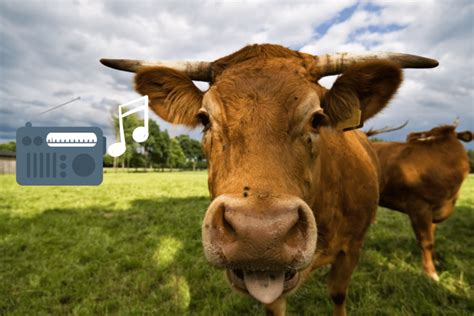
[135,66,204,127]
[322,61,402,128]
[457,131,473,142]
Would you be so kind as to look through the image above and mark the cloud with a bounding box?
[0,0,472,149]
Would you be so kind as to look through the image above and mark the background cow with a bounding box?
[367,123,472,280]
[101,44,437,315]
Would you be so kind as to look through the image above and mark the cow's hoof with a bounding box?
[428,272,440,282]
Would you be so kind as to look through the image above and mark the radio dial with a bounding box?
[72,154,95,177]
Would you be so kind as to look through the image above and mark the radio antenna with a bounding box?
[29,96,81,122]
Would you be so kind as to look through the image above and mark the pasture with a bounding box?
[0,172,473,315]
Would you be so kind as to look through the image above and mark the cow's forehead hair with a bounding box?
[202,88,321,130]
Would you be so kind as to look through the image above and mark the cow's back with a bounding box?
[372,139,469,218]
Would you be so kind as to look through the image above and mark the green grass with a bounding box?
[0,172,473,315]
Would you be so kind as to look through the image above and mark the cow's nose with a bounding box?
[202,195,317,270]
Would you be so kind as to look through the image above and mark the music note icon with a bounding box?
[107,95,149,157]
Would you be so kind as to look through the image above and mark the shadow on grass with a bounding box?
[366,206,474,277]
[0,198,473,315]
[0,196,261,315]
[347,205,474,314]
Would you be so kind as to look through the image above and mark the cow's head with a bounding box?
[407,124,473,143]
[101,44,437,304]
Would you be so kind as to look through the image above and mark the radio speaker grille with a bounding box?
[26,153,57,178]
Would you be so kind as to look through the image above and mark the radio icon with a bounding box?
[16,122,106,186]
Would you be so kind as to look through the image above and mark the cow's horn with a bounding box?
[453,117,460,127]
[100,59,213,81]
[314,52,439,77]
[366,120,409,137]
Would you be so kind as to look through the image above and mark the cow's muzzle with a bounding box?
[202,194,317,304]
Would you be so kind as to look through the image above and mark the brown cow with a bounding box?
[101,44,437,315]
[368,124,472,281]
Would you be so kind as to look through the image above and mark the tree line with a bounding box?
[104,108,206,170]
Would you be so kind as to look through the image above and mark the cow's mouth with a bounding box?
[226,268,300,304]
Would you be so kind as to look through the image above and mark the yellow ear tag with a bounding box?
[336,109,363,131]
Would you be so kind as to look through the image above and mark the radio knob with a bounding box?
[72,154,95,177]
[34,137,42,146]
[22,136,32,146]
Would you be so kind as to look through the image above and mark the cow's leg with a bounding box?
[433,197,456,223]
[408,210,439,281]
[327,248,361,316]
[431,223,438,263]
[264,297,286,316]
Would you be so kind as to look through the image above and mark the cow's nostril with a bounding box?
[297,206,309,239]
[285,206,309,248]
[285,269,296,281]
[222,208,237,238]
[234,269,244,279]
[209,203,237,244]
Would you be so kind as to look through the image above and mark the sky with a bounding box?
[1,0,473,149]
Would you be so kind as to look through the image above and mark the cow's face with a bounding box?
[133,50,402,304]
[199,61,323,303]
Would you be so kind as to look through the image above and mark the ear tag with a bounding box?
[336,109,363,131]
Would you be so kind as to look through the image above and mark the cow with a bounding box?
[100,44,437,315]
[367,123,472,281]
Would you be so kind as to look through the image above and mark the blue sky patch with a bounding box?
[314,3,359,39]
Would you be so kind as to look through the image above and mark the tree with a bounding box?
[369,138,384,142]
[103,154,114,167]
[0,141,16,152]
[168,138,186,169]
[176,135,205,170]
[130,148,146,170]
[158,130,172,169]
[143,120,171,170]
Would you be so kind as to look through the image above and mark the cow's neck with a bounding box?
[310,129,378,266]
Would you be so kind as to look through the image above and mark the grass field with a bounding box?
[0,172,473,315]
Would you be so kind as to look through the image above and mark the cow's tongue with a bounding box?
[243,270,285,304]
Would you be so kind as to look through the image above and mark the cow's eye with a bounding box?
[310,111,329,131]
[197,111,211,131]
